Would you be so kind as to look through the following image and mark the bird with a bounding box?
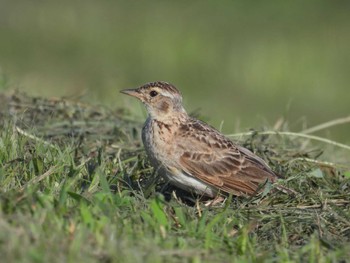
[121,81,278,199]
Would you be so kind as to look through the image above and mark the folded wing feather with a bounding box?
[177,119,277,196]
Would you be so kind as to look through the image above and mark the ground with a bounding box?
[0,91,349,262]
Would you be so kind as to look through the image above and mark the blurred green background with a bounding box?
[0,0,349,142]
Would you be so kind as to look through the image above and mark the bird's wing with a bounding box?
[176,119,277,196]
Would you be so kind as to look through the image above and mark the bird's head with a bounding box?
[121,81,186,120]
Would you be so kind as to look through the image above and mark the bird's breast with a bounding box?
[142,118,177,165]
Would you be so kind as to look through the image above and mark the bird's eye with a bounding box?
[149,90,158,97]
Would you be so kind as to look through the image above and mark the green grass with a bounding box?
[0,91,349,262]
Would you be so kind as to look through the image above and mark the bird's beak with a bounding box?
[120,88,142,100]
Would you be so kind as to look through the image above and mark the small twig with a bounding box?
[296,199,350,209]
[196,199,202,218]
[301,116,350,134]
[15,126,60,151]
[227,131,350,151]
[19,165,58,191]
[274,184,299,196]
[115,147,122,168]
[288,157,350,169]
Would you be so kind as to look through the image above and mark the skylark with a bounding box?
[121,81,277,198]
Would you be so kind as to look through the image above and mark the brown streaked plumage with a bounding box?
[121,81,277,198]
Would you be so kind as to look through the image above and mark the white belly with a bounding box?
[165,169,217,198]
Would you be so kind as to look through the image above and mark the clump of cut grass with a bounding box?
[0,91,349,263]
